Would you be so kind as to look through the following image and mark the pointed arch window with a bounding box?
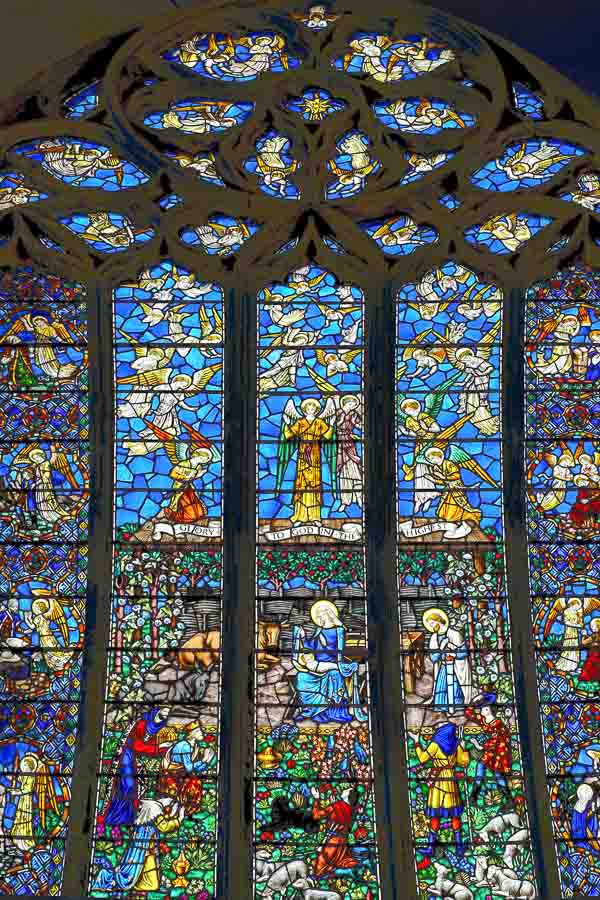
[0,3,598,899]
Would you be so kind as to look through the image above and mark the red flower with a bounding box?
[354,826,368,840]
[260,831,273,841]
[286,760,296,769]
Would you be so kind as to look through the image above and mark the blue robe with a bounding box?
[571,802,599,851]
[293,625,367,723]
[92,822,158,892]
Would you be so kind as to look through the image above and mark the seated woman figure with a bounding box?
[292,599,367,723]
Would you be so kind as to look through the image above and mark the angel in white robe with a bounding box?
[498,140,578,182]
[253,134,299,195]
[35,140,124,184]
[542,595,600,674]
[444,321,501,435]
[534,449,576,511]
[327,132,379,198]
[479,213,532,252]
[193,219,250,255]
[259,327,319,391]
[81,212,135,249]
[411,266,470,320]
[383,99,465,132]
[116,335,175,421]
[161,102,238,133]
[198,305,223,357]
[25,588,74,673]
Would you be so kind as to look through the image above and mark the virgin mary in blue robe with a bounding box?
[292,599,367,723]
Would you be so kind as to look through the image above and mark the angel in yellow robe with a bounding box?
[419,445,498,524]
[6,752,63,852]
[26,588,75,673]
[279,397,337,524]
[11,443,79,528]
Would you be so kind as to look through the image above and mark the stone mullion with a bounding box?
[502,286,562,898]
[216,285,256,900]
[366,280,417,900]
[61,277,114,896]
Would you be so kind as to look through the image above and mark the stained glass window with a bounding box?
[0,1,599,897]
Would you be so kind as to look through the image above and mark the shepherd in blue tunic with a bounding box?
[292,599,367,723]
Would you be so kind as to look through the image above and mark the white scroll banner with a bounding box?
[397,519,472,540]
[152,522,222,540]
[263,523,363,542]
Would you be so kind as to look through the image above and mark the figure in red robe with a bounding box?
[581,619,600,683]
[310,785,359,877]
[465,691,512,803]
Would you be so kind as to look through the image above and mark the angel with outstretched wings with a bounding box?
[400,329,448,381]
[277,397,337,524]
[193,219,250,255]
[444,321,500,435]
[259,326,319,391]
[116,330,175,420]
[384,98,465,133]
[314,345,361,378]
[410,266,470,320]
[534,444,577,511]
[414,442,499,524]
[11,443,79,528]
[498,140,578,182]
[142,419,218,526]
[542,595,600,674]
[25,587,75,673]
[2,309,85,382]
[124,363,221,457]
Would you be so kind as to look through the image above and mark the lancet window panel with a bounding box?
[88,260,224,898]
[254,264,381,899]
[395,261,537,899]
[525,263,600,897]
[0,266,89,895]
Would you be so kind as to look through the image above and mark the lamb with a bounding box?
[254,855,310,898]
[432,862,474,900]
[502,828,529,869]
[477,812,522,842]
[301,890,342,900]
[486,864,536,899]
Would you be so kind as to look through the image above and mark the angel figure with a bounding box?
[387,36,455,78]
[314,300,361,325]
[138,302,195,358]
[2,309,84,382]
[455,281,502,320]
[81,212,135,249]
[334,395,362,511]
[264,266,328,303]
[383,98,466,132]
[142,419,217,526]
[314,345,361,378]
[568,172,600,210]
[161,101,238,133]
[133,267,170,294]
[397,374,466,512]
[543,596,600,673]
[411,266,470,320]
[24,588,73,673]
[479,213,532,252]
[404,151,450,180]
[530,313,581,377]
[498,140,578,182]
[416,444,498,525]
[35,139,125,185]
[171,267,217,299]
[345,35,393,80]
[370,216,425,251]
[252,134,300,196]
[293,5,339,29]
[123,364,221,457]
[569,448,600,528]
[116,334,175,420]
[199,305,223,357]
[0,177,41,211]
[445,320,501,435]
[11,443,79,529]
[278,397,337,524]
[326,132,379,199]
[259,327,319,391]
[534,447,576,511]
[401,330,447,381]
[2,752,64,851]
[170,151,221,184]
[192,219,251,255]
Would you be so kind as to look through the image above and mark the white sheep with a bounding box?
[486,864,536,899]
[477,812,522,843]
[432,862,474,900]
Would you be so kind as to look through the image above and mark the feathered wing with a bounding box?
[259,333,285,359]
[276,399,300,492]
[116,367,172,387]
[306,364,336,393]
[48,598,70,645]
[424,371,463,419]
[34,762,61,829]
[188,362,221,394]
[50,446,79,489]
[544,596,567,640]
[341,348,362,365]
[321,400,338,497]
[476,320,501,361]
[12,441,41,468]
[140,419,181,465]
[116,328,150,359]
[583,596,600,617]
[199,305,212,338]
[447,444,499,488]
[401,329,433,361]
